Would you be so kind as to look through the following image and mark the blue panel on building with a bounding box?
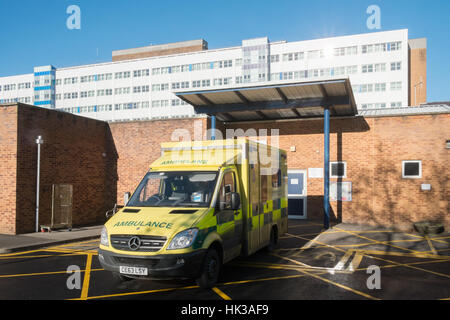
[35,100,52,106]
[34,71,51,76]
[34,86,52,91]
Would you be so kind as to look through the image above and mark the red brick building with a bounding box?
[0,103,448,234]
[0,104,116,234]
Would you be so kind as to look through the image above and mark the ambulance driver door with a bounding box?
[216,170,243,263]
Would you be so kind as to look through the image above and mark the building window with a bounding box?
[391,62,402,71]
[330,162,347,178]
[270,55,279,63]
[402,161,422,179]
[391,81,402,91]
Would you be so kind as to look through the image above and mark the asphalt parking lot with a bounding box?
[0,220,449,300]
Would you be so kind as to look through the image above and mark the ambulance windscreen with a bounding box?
[127,171,219,208]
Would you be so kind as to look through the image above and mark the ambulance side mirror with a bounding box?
[230,192,240,211]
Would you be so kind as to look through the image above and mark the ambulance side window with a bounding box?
[219,171,236,210]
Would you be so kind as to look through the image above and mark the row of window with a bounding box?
[352,81,402,93]
[273,41,402,64]
[18,83,31,90]
[0,83,30,91]
[31,77,405,101]
[60,98,189,114]
[272,65,358,82]
[2,57,404,93]
[0,97,32,103]
[55,71,146,85]
[360,101,403,109]
[330,160,423,180]
[57,85,153,100]
[151,59,233,76]
[361,41,402,54]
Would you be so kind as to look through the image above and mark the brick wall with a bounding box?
[0,103,116,234]
[109,117,207,205]
[223,113,450,231]
[1,102,448,234]
[0,106,18,234]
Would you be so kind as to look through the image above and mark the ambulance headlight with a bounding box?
[100,226,109,247]
[167,228,198,250]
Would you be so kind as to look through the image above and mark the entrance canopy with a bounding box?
[176,79,357,122]
[176,78,358,230]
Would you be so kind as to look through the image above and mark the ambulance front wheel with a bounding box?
[196,247,222,289]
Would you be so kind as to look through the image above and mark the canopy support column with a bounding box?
[323,106,330,229]
[210,115,216,140]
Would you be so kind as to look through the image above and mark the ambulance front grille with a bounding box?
[110,235,167,252]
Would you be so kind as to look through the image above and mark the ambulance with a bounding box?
[98,138,288,288]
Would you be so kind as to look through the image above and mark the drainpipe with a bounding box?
[323,108,330,229]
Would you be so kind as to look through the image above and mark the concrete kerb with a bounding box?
[0,226,101,254]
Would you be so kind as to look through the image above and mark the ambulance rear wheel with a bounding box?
[196,247,221,289]
[266,227,278,252]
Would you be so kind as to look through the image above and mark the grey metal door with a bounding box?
[287,170,307,219]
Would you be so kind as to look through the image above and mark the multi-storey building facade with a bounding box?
[0,29,426,122]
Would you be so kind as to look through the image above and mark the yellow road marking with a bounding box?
[286,233,347,253]
[333,227,423,254]
[364,253,450,279]
[271,253,380,300]
[78,285,199,300]
[45,248,98,255]
[354,249,449,260]
[0,248,50,257]
[354,257,450,271]
[432,235,450,240]
[219,274,309,286]
[407,234,450,245]
[232,261,351,274]
[80,254,93,300]
[0,268,104,279]
[81,273,313,300]
[0,252,83,260]
[212,287,232,300]
[425,236,438,255]
[237,253,450,275]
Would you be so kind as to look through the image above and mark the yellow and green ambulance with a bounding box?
[98,138,288,288]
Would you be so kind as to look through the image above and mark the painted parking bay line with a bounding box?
[271,252,380,300]
[212,287,232,300]
[80,254,93,300]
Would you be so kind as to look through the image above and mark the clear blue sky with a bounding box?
[0,0,448,102]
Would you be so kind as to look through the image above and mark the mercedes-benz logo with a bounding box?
[128,236,141,251]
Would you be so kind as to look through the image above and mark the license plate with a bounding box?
[119,266,148,276]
